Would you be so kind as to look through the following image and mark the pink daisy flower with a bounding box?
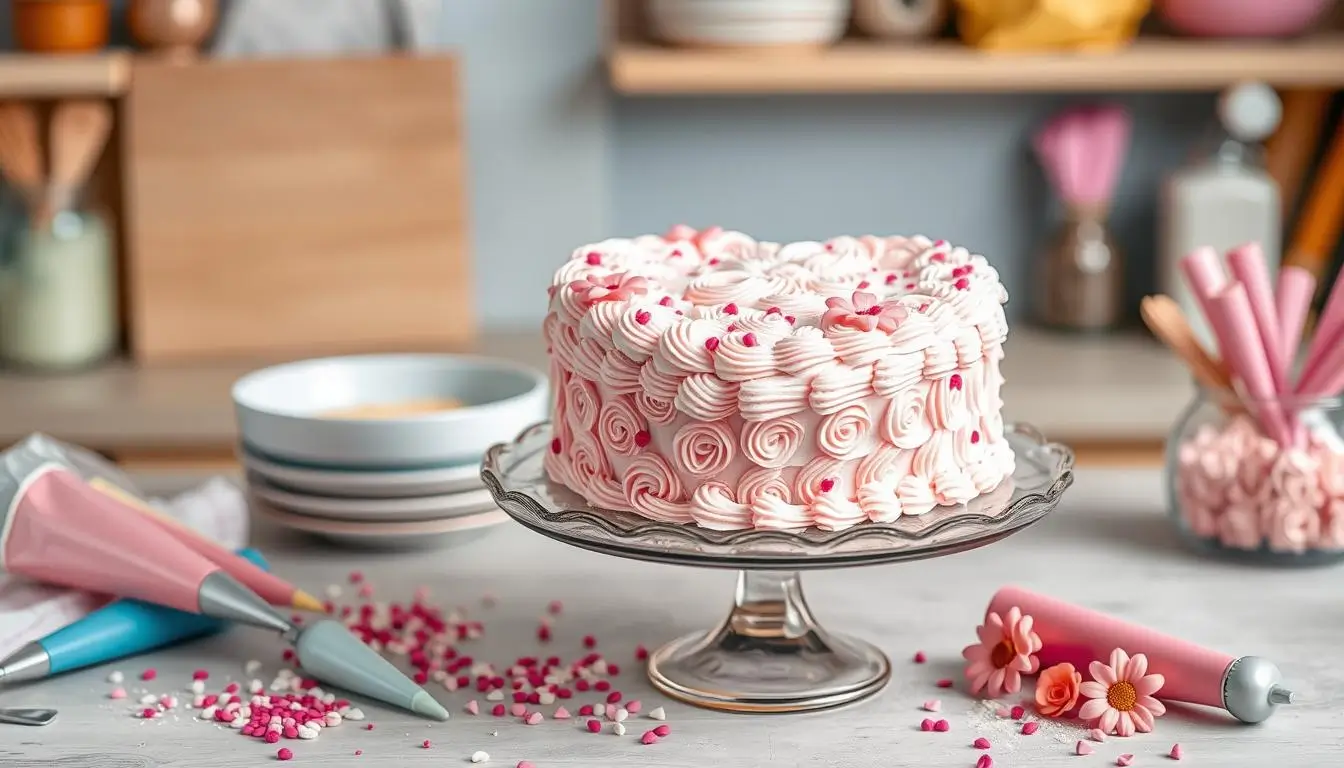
[961,606,1042,698]
[1078,648,1166,737]
[568,272,649,306]
[821,291,907,334]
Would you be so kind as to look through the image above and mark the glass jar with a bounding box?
[0,203,119,370]
[1166,387,1344,566]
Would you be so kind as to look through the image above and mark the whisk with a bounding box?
[36,99,113,227]
[0,101,45,221]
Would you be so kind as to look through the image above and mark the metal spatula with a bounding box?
[0,707,57,726]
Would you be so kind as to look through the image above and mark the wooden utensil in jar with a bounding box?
[35,100,113,228]
[1141,294,1240,411]
[0,101,45,225]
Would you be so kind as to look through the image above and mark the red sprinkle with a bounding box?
[766,306,781,315]
[582,635,596,649]
[704,337,721,352]
[977,756,993,768]
[920,718,934,731]
[1021,722,1039,735]
[265,732,281,744]
[653,725,670,737]
[607,663,621,675]
[635,310,652,325]
[606,692,622,704]
[949,374,963,391]
[550,438,562,455]
[635,645,649,661]
[365,724,375,731]
[933,719,950,732]
[936,679,953,688]
[1010,705,1025,720]
[586,719,602,733]
[492,704,507,717]
[913,651,926,663]
[819,477,836,493]
[659,296,673,307]
[538,625,552,642]
[641,731,659,745]
[784,315,796,324]
[576,679,590,692]
[742,332,758,347]
[585,252,601,265]
[723,302,739,315]
[578,704,595,716]
[422,740,432,749]
[354,751,362,757]
[141,669,157,681]
[955,277,971,291]
[348,571,364,584]
[140,708,156,719]
[191,669,209,681]
[885,274,898,285]
[277,748,293,761]
[974,737,991,749]
[857,281,870,289]
[971,430,981,444]
[594,680,611,692]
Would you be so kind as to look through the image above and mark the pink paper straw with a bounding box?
[1208,283,1292,446]
[1225,243,1286,392]
[1300,271,1344,388]
[1296,336,1344,399]
[1275,266,1316,385]
[1178,246,1234,359]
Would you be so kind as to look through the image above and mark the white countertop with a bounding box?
[3,468,1336,767]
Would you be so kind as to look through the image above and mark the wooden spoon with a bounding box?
[1141,294,1237,401]
[39,99,113,226]
[0,101,45,222]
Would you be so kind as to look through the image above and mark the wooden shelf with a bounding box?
[609,36,1344,94]
[0,51,132,98]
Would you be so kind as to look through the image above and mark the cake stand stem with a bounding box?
[646,570,891,714]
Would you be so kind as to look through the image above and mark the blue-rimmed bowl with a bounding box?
[232,354,548,471]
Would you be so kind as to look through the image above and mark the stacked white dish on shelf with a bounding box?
[231,354,549,549]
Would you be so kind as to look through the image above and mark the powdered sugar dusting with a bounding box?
[964,700,1085,754]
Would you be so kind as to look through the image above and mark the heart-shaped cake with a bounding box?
[543,226,1013,531]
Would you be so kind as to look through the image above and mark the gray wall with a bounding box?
[3,1,1220,331]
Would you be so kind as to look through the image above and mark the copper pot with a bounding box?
[127,0,218,59]
[12,0,110,53]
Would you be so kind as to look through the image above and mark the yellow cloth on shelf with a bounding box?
[954,0,1150,52]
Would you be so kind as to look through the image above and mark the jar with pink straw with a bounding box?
[1147,243,1344,565]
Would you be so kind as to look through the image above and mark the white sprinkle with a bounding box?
[344,707,365,721]
[276,668,295,679]
[471,750,490,763]
[613,722,626,736]
[922,699,941,712]
[538,691,556,706]
[297,725,319,740]
[139,694,159,706]
[431,670,448,682]
[614,708,628,723]
[245,660,263,675]
[592,659,609,675]
[108,670,125,684]
[160,695,179,709]
[465,700,480,715]
[648,706,666,721]
[470,662,494,676]
[189,680,205,695]
[199,706,218,720]
[191,694,205,707]
[230,716,246,729]
[443,677,459,691]
[109,688,128,700]
[325,712,343,727]
[326,584,343,599]
[486,690,504,701]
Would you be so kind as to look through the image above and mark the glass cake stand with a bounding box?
[481,422,1074,714]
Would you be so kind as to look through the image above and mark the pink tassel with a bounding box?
[1033,104,1132,212]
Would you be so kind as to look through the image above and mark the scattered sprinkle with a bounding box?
[920,718,934,731]
[653,725,670,737]
[525,712,544,725]
[192,669,209,681]
[922,699,941,712]
[1076,741,1094,756]
[648,707,666,721]
[422,740,432,749]
[140,708,157,719]
[245,660,262,675]
[1021,722,1039,735]
[1088,729,1107,742]
[141,668,157,681]
[553,706,571,719]
[109,687,127,700]
[486,690,504,701]
[625,699,641,714]
[517,763,536,768]
[640,731,659,745]
[606,691,622,704]
[1117,755,1134,767]
[465,700,479,715]
[936,679,953,688]
[977,756,994,768]
[974,737,991,749]
[492,704,506,717]
[510,703,527,717]
[578,705,594,716]
[582,635,597,649]
[277,748,293,761]
[1169,744,1183,761]
[548,600,563,615]
[913,651,927,663]
[354,751,361,756]
[613,722,626,736]
[471,751,490,763]
[139,694,158,706]
[635,645,648,661]
[107,671,124,683]
[1010,705,1026,720]
[933,719,950,732]
[994,706,1011,717]
[586,719,602,733]
[365,724,375,731]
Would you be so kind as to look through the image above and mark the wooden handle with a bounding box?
[1286,121,1344,279]
[1265,89,1332,220]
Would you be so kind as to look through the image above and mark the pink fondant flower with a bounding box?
[1036,662,1082,718]
[821,291,907,334]
[1078,649,1165,737]
[961,606,1042,698]
[567,272,648,306]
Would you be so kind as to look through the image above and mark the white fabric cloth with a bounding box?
[0,478,249,660]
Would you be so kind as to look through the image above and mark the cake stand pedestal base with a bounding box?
[648,570,890,713]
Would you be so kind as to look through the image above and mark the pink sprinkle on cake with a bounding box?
[543,228,1013,531]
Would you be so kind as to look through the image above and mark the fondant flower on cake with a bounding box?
[821,291,907,334]
[567,272,649,306]
[1078,648,1165,737]
[1035,662,1082,718]
[961,606,1042,697]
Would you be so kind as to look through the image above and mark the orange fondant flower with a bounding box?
[961,606,1042,698]
[1035,662,1082,718]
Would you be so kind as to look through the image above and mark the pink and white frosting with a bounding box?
[1175,414,1344,554]
[545,228,1015,531]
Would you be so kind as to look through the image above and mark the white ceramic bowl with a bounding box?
[233,354,547,470]
[648,0,852,47]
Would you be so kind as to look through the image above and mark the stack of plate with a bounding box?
[232,354,548,550]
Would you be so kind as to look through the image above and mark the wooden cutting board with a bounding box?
[122,55,471,362]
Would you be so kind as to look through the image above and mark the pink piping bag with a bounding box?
[1225,243,1286,391]
[1301,272,1344,388]
[987,586,1294,724]
[1207,284,1292,445]
[0,437,289,634]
